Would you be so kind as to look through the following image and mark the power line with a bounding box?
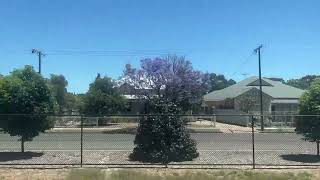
[44,49,183,56]
[230,52,255,78]
[46,49,179,53]
[0,49,184,56]
[45,52,172,57]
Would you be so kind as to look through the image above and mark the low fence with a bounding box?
[0,114,320,168]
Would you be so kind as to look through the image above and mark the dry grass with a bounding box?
[0,169,69,180]
[106,169,312,180]
[0,168,316,180]
[66,169,106,180]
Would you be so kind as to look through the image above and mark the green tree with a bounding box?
[296,80,320,155]
[64,93,85,114]
[0,66,54,152]
[207,73,236,92]
[48,74,68,114]
[286,75,320,90]
[83,74,127,115]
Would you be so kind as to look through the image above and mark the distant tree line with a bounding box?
[285,75,320,90]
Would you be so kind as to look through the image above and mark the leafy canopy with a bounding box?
[82,74,127,115]
[0,66,54,144]
[296,79,320,142]
[206,73,236,93]
[286,75,320,90]
[48,74,68,113]
[123,55,208,113]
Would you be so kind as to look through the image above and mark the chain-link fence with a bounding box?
[0,114,319,168]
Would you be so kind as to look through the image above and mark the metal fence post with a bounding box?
[80,115,83,167]
[251,115,255,169]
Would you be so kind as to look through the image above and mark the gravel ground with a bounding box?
[1,150,320,168]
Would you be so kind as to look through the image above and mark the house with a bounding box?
[117,82,148,114]
[203,76,305,126]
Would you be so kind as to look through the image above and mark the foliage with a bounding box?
[48,74,68,113]
[124,56,202,163]
[64,92,84,114]
[129,100,199,163]
[123,55,208,112]
[296,80,320,155]
[82,74,127,115]
[286,75,320,90]
[206,73,236,92]
[0,66,54,152]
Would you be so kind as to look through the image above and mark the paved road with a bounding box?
[0,132,315,152]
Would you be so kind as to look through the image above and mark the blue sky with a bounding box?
[0,0,319,93]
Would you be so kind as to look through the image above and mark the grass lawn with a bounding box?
[0,168,314,180]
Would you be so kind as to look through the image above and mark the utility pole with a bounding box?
[31,49,45,74]
[254,45,264,131]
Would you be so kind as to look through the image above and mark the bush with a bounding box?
[129,102,199,164]
[296,80,320,155]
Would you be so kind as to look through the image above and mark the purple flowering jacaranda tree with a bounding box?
[123,55,208,163]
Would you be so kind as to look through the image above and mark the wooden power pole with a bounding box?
[32,49,45,74]
[254,45,264,131]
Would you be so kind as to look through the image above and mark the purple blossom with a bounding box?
[123,55,208,112]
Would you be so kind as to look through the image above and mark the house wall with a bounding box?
[204,100,234,109]
[272,103,299,113]
[270,103,299,126]
[234,88,272,113]
[211,109,250,126]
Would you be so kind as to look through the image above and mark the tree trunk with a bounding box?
[317,141,319,156]
[21,137,25,153]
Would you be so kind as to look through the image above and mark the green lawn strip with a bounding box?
[66,169,312,180]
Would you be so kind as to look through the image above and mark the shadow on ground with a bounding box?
[281,154,320,163]
[0,152,43,162]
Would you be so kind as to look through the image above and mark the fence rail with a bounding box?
[0,114,320,168]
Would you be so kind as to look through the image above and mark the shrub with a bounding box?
[129,102,199,164]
